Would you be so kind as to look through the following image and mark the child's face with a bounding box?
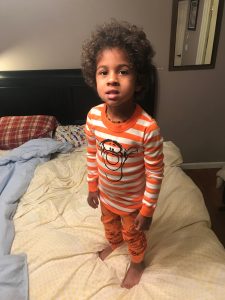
[95,47,139,108]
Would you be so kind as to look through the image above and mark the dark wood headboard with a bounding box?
[0,69,156,124]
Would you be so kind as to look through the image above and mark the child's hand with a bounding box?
[134,213,152,231]
[87,191,99,209]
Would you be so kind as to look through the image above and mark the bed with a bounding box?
[0,69,225,300]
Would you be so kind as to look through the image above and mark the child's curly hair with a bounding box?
[81,20,155,100]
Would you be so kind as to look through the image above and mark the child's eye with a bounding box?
[119,69,129,75]
[98,70,108,76]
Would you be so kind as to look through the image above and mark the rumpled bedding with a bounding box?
[0,138,72,300]
[9,141,225,300]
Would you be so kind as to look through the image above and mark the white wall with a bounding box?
[0,0,169,71]
[0,0,225,163]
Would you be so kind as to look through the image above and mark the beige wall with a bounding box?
[0,0,224,163]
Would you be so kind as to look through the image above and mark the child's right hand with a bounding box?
[87,191,99,209]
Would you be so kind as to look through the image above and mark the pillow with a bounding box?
[54,124,86,148]
[163,141,183,167]
[0,115,57,150]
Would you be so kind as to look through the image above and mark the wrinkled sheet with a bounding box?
[0,138,72,300]
[11,142,225,300]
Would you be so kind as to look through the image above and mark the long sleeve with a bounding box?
[85,113,99,192]
[140,123,164,217]
[84,104,164,217]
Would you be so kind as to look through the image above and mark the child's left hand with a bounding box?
[134,213,152,231]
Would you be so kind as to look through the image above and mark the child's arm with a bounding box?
[85,112,99,208]
[139,121,164,221]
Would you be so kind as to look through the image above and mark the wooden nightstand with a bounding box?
[183,168,225,248]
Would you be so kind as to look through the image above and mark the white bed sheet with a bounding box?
[11,142,225,300]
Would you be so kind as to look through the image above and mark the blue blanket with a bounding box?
[0,138,72,300]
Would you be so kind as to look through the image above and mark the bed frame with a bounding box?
[0,68,157,124]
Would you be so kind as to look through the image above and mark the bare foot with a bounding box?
[121,261,145,289]
[98,246,113,260]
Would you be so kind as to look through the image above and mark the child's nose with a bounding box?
[107,72,119,86]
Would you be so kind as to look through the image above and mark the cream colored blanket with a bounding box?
[11,142,225,300]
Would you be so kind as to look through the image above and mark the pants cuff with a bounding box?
[130,252,145,263]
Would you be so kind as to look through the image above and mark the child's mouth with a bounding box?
[106,90,119,100]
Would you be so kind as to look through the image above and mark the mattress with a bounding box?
[10,142,225,300]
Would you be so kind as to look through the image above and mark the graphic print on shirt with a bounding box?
[98,139,138,182]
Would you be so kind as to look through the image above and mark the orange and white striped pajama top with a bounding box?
[85,103,164,217]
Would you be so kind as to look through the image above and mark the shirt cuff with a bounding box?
[88,181,98,192]
[140,205,155,217]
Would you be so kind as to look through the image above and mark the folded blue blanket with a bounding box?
[0,138,72,300]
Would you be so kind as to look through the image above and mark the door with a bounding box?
[174,0,189,66]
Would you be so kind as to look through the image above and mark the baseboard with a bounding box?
[181,162,225,169]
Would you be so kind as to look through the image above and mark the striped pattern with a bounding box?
[85,104,164,217]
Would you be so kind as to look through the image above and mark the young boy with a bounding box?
[82,20,164,289]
